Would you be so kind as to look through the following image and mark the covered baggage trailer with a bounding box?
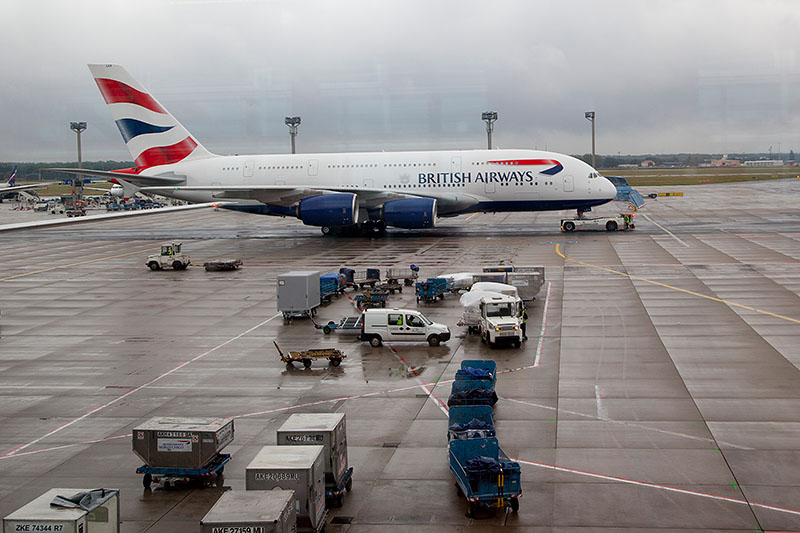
[203,258,242,271]
[449,437,521,516]
[448,405,495,441]
[447,379,498,407]
[456,360,497,385]
[415,277,452,303]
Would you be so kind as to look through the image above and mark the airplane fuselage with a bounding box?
[143,148,615,217]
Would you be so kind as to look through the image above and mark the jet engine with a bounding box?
[297,193,359,227]
[378,198,437,229]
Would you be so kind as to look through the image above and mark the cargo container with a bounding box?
[277,271,321,320]
[246,446,327,533]
[3,488,119,533]
[132,417,234,470]
[277,413,352,505]
[200,490,296,533]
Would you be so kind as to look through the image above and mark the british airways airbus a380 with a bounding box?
[55,64,617,235]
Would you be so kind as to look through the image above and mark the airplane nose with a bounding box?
[600,176,617,199]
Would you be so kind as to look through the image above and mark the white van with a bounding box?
[360,308,451,347]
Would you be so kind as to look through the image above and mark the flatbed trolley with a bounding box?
[326,466,354,507]
[137,452,230,489]
[273,340,346,368]
[353,291,388,308]
[314,315,363,334]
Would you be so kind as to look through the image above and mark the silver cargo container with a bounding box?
[132,417,234,469]
[200,490,296,533]
[246,446,326,533]
[472,272,507,284]
[277,271,321,318]
[506,271,544,301]
[4,488,120,533]
[277,413,348,486]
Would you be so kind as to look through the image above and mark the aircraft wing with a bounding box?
[1,182,57,193]
[45,168,185,187]
[140,185,481,212]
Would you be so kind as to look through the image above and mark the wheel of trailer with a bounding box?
[369,335,382,347]
[217,466,224,475]
[509,497,519,512]
[143,473,152,489]
[321,226,332,235]
[606,220,618,231]
[345,477,352,492]
[148,261,160,271]
[404,279,413,286]
[513,339,521,349]
[398,286,403,293]
[323,325,332,334]
[330,357,341,367]
[563,221,576,232]
[173,261,184,270]
[303,359,312,369]
[630,223,635,229]
[335,493,344,507]
[428,335,441,347]
[380,301,386,308]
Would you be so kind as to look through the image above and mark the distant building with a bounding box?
[640,160,655,167]
[743,160,784,167]
[618,164,639,169]
[711,159,741,167]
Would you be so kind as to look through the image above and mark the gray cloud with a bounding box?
[1,0,799,162]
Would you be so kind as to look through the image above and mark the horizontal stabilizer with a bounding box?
[45,168,186,187]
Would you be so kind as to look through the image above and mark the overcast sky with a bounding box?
[1,0,799,162]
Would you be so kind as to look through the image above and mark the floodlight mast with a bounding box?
[285,116,301,154]
[69,121,87,199]
[584,111,595,168]
[482,111,497,150]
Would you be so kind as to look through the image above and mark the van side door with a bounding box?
[386,312,405,340]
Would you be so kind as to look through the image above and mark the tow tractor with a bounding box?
[561,211,635,232]
[146,242,191,270]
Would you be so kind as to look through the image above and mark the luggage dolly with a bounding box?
[273,340,346,368]
[137,452,230,489]
[326,466,354,507]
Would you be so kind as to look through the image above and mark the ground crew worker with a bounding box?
[521,306,528,341]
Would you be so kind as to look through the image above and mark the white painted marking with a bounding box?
[640,212,689,247]
[594,384,608,420]
[534,281,552,367]
[1,313,282,457]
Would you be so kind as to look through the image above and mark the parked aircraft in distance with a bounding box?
[53,64,617,234]
[0,166,56,201]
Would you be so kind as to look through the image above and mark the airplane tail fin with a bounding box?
[7,165,17,186]
[88,64,215,169]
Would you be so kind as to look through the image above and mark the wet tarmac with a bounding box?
[2,179,800,531]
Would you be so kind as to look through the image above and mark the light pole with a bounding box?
[482,111,497,150]
[285,116,301,154]
[584,111,595,168]
[70,121,87,200]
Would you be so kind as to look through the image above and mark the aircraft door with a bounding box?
[244,161,254,177]
[563,175,574,192]
[308,160,319,176]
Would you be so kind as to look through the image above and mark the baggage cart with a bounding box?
[200,490,296,533]
[448,405,495,441]
[320,272,346,302]
[246,445,328,533]
[449,437,521,516]
[203,258,242,271]
[277,271,321,320]
[386,265,420,286]
[374,280,403,294]
[273,340,346,368]
[415,277,452,303]
[353,291,388,308]
[448,379,498,407]
[137,453,230,489]
[352,268,380,288]
[315,315,363,335]
[277,413,353,507]
[3,488,120,533]
[456,360,497,385]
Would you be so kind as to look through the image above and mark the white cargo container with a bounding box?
[200,490,296,533]
[277,413,351,505]
[246,446,327,533]
[3,488,119,533]
[277,271,321,320]
[132,417,234,470]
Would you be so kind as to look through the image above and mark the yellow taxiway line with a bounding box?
[555,243,800,324]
